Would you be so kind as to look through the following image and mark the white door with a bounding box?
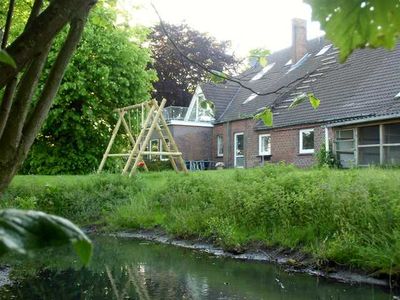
[234,133,245,168]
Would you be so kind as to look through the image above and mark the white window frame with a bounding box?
[160,139,170,161]
[217,135,223,157]
[299,128,315,154]
[149,139,160,160]
[234,132,245,168]
[258,134,271,155]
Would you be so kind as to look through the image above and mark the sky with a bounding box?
[118,0,324,58]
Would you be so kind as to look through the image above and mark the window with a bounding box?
[315,44,332,56]
[259,134,271,155]
[234,133,245,168]
[149,139,160,160]
[243,93,258,104]
[299,129,314,154]
[358,125,380,165]
[287,53,311,73]
[217,135,223,157]
[335,123,400,167]
[160,139,170,161]
[334,129,355,168]
[383,124,400,165]
[251,63,275,81]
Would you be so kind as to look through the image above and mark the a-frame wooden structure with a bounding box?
[97,99,188,176]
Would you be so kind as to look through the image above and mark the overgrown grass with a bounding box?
[2,165,400,275]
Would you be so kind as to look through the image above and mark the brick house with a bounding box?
[157,19,400,168]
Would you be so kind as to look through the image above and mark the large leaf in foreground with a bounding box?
[0,50,17,68]
[0,209,92,265]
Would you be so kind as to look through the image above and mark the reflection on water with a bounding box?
[0,235,394,299]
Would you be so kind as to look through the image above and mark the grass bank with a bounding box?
[2,165,400,277]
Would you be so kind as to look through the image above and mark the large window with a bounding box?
[217,135,223,157]
[299,129,314,154]
[234,133,244,168]
[335,129,355,168]
[335,123,400,166]
[259,134,271,155]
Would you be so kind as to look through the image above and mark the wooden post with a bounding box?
[97,111,124,173]
[121,113,149,172]
[128,99,167,176]
[158,109,189,174]
[122,103,156,175]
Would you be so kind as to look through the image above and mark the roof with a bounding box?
[199,37,400,129]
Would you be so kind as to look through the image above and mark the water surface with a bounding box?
[0,235,394,299]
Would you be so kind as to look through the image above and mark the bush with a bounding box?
[1,175,142,224]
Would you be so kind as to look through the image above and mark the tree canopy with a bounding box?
[21,5,156,175]
[150,23,238,107]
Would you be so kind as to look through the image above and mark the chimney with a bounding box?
[292,18,307,63]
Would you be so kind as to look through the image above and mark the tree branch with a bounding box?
[0,42,52,149]
[151,4,312,106]
[25,0,43,30]
[0,0,95,88]
[0,79,17,138]
[1,0,15,48]
[21,7,91,155]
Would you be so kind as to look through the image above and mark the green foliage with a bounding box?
[254,108,273,127]
[209,70,229,84]
[4,167,400,275]
[248,48,271,67]
[150,23,238,107]
[290,92,321,110]
[1,175,141,224]
[0,50,16,68]
[0,209,92,265]
[306,0,400,61]
[21,3,157,175]
[143,159,173,172]
[315,144,340,168]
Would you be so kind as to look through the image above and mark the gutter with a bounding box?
[324,113,400,128]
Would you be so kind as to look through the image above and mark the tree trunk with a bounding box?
[0,0,96,195]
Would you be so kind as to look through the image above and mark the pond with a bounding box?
[0,235,395,299]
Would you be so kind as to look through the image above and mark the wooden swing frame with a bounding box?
[97,99,188,176]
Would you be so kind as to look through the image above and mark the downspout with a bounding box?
[324,126,329,152]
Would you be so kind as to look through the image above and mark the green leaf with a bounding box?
[254,108,273,127]
[199,99,215,110]
[305,0,400,61]
[258,56,268,67]
[289,93,308,109]
[0,50,16,68]
[0,209,92,265]
[210,70,228,84]
[309,93,321,110]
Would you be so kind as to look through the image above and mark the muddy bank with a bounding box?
[108,229,392,288]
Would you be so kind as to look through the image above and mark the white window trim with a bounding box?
[234,132,244,168]
[149,139,160,160]
[160,139,169,161]
[217,135,223,157]
[299,128,315,154]
[258,134,271,155]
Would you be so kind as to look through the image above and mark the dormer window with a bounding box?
[285,59,292,66]
[251,63,276,81]
[395,91,400,99]
[315,44,332,56]
[243,93,258,104]
[287,53,311,73]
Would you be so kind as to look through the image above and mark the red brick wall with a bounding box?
[210,119,329,168]
[169,124,213,160]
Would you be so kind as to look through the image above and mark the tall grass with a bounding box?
[2,166,400,275]
[109,165,400,275]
